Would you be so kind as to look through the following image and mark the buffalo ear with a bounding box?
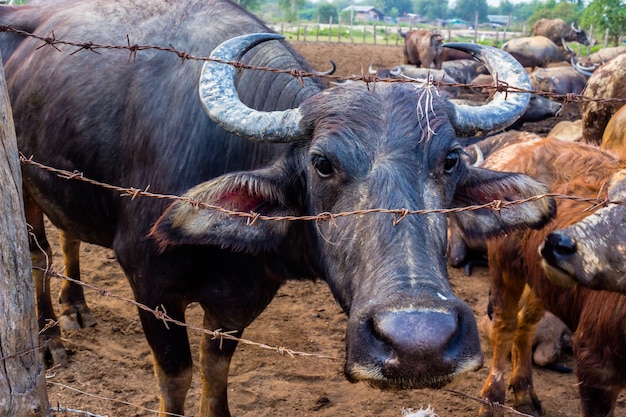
[149,166,300,254]
[451,166,556,239]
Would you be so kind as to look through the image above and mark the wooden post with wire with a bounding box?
[0,53,49,417]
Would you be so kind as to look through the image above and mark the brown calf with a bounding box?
[399,29,443,69]
[479,137,626,417]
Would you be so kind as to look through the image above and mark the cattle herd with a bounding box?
[1,1,626,416]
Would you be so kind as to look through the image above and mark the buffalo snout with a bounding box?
[344,296,482,390]
[541,232,578,261]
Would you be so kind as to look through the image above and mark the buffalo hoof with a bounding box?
[514,390,543,417]
[59,303,96,330]
[41,334,68,368]
[462,256,488,276]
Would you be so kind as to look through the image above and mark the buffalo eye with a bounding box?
[312,154,333,178]
[444,149,460,173]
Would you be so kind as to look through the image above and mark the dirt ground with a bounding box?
[41,43,622,417]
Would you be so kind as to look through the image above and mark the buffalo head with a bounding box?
[541,169,626,294]
[152,34,555,390]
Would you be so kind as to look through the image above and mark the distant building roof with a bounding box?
[343,5,378,12]
[342,5,385,21]
[488,15,510,24]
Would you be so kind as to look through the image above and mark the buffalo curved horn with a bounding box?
[571,55,596,77]
[368,63,378,74]
[471,145,484,167]
[571,22,582,33]
[316,60,336,76]
[199,33,304,143]
[443,43,531,136]
[389,66,403,76]
[561,38,574,53]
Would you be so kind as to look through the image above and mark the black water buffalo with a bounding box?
[541,168,626,294]
[501,36,569,68]
[1,1,555,416]
[529,65,588,96]
[531,18,590,46]
[368,64,461,96]
[441,59,487,85]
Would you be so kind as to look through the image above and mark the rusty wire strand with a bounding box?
[19,154,619,224]
[0,25,625,106]
[34,266,338,362]
[444,390,535,417]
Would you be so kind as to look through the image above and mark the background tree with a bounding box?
[498,0,514,16]
[526,0,581,30]
[513,0,544,29]
[316,2,339,22]
[238,0,262,12]
[278,0,306,22]
[414,0,450,20]
[454,0,488,23]
[581,0,626,45]
[375,0,414,16]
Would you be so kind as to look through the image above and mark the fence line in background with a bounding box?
[272,20,623,49]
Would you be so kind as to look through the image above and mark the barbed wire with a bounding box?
[18,154,621,225]
[1,24,625,106]
[35,265,338,361]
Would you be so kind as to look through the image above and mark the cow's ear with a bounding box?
[451,166,556,238]
[149,166,300,253]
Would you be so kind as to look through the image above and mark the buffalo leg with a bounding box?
[196,274,281,417]
[575,333,621,417]
[137,300,192,417]
[577,383,619,417]
[198,317,241,417]
[480,246,527,416]
[57,229,96,330]
[24,193,68,367]
[509,288,543,416]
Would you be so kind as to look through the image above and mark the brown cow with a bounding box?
[399,29,443,69]
[476,137,626,417]
[601,103,626,153]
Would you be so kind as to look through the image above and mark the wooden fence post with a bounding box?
[396,22,400,46]
[328,16,332,43]
[350,22,354,44]
[384,23,388,45]
[316,18,320,42]
[0,54,49,417]
[373,23,377,45]
[338,17,341,43]
[296,19,300,41]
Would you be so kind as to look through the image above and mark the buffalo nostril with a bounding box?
[346,304,482,389]
[371,310,459,368]
[543,232,577,261]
